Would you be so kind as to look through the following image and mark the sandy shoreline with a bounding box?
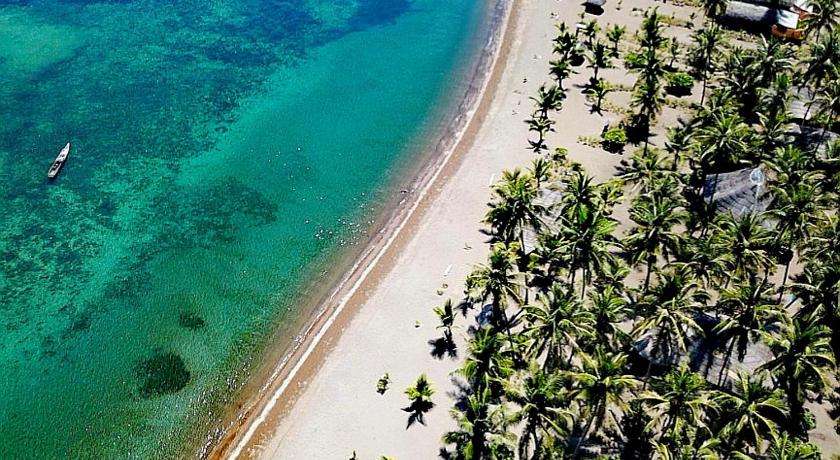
[206,0,517,457]
[203,0,840,456]
[214,0,585,454]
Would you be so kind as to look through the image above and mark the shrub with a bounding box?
[666,72,694,96]
[624,51,644,69]
[601,127,628,153]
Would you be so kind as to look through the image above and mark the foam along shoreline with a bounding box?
[208,0,515,457]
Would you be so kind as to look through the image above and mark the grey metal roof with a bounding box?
[789,124,840,157]
[634,313,777,389]
[522,189,562,254]
[789,86,817,122]
[721,1,779,26]
[703,167,773,219]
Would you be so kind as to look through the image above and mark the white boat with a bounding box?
[47,142,71,179]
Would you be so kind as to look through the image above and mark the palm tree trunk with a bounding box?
[520,228,531,305]
[644,258,653,291]
[716,338,736,387]
[815,111,836,154]
[777,259,792,303]
[580,267,588,299]
[572,403,601,458]
[471,424,485,460]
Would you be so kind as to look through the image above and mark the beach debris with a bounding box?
[376,373,391,394]
[415,320,422,328]
[464,242,472,250]
[443,264,453,277]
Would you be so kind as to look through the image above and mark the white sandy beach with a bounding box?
[218,0,840,457]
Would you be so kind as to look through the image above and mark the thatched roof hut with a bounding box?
[634,313,777,389]
[790,125,840,157]
[522,189,562,254]
[721,1,779,27]
[789,86,818,122]
[703,167,773,219]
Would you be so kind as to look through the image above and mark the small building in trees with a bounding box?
[719,1,804,40]
[703,167,773,220]
[632,313,777,390]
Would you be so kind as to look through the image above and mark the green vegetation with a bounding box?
[601,127,628,153]
[377,373,391,395]
[384,2,840,459]
[403,374,436,427]
[665,72,694,96]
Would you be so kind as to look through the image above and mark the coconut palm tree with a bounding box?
[465,242,524,356]
[443,386,513,460]
[460,327,514,398]
[813,76,840,152]
[619,399,656,460]
[764,432,822,459]
[804,0,840,41]
[587,41,613,82]
[556,170,600,219]
[716,372,788,455]
[484,169,545,248]
[607,24,626,55]
[693,111,752,197]
[802,32,840,104]
[530,157,554,189]
[587,286,632,353]
[616,147,673,194]
[769,178,825,299]
[558,203,620,297]
[526,113,555,153]
[633,266,707,378]
[434,298,458,357]
[504,363,573,458]
[760,313,836,438]
[676,235,731,290]
[550,56,576,90]
[631,76,666,150]
[531,83,565,120]
[689,26,723,105]
[663,119,694,170]
[789,259,840,358]
[403,374,435,427]
[667,38,681,71]
[640,366,718,446]
[583,19,600,47]
[713,278,784,385]
[566,349,639,456]
[624,193,685,290]
[524,283,593,368]
[711,212,775,285]
[639,9,667,52]
[590,78,613,114]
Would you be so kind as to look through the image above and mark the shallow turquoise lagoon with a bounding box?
[0,0,490,456]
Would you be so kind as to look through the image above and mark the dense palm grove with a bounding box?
[409,1,840,459]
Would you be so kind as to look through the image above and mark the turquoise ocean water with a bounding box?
[0,0,491,457]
